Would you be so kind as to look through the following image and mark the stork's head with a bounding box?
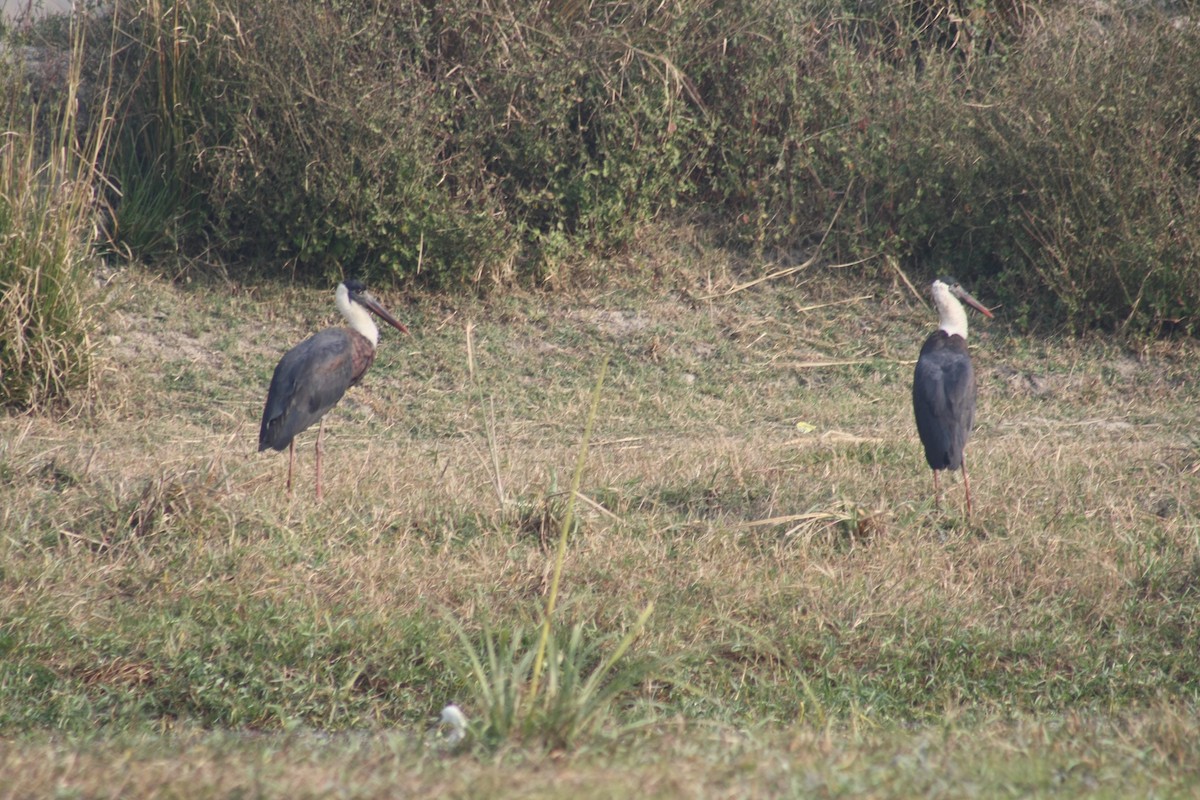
[930,277,992,339]
[335,280,409,346]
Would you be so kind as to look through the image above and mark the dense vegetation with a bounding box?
[2,4,1199,793]
[3,0,1200,409]
[99,0,1200,320]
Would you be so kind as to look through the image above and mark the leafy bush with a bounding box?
[97,1,720,286]
[99,1,1200,330]
[976,14,1200,331]
[684,2,1200,331]
[189,2,506,285]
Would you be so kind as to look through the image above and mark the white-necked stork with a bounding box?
[912,276,993,517]
[259,279,409,500]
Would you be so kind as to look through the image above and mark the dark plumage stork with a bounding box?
[912,277,993,516]
[259,280,409,500]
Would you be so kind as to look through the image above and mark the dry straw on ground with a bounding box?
[1,255,1198,795]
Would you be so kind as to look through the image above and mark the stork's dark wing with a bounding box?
[912,334,977,471]
[259,329,356,452]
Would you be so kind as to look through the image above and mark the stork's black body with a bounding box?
[259,327,376,454]
[912,277,993,517]
[258,280,408,500]
[913,330,977,472]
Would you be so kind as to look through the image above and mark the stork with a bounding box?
[259,280,409,501]
[912,277,993,517]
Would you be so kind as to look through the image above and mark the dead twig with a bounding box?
[888,255,924,304]
[697,180,865,300]
[785,359,878,368]
[794,295,874,313]
[740,511,843,529]
[698,256,873,301]
[573,491,622,522]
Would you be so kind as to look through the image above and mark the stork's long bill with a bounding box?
[337,281,409,346]
[355,289,409,332]
[950,284,993,319]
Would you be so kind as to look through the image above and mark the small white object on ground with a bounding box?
[440,704,468,745]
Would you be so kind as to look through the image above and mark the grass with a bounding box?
[1,240,1199,795]
[0,708,1196,798]
[0,17,109,410]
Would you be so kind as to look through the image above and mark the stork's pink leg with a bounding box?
[315,418,326,502]
[287,440,295,496]
[932,469,940,512]
[962,453,972,519]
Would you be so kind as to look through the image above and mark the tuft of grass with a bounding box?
[448,358,659,750]
[0,19,109,410]
[102,0,223,260]
[450,609,655,751]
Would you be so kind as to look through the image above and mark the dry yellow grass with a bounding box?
[1,250,1198,795]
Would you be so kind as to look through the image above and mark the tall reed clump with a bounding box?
[103,0,211,260]
[450,359,657,751]
[0,22,109,410]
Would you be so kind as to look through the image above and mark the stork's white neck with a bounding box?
[931,281,969,340]
[335,283,379,346]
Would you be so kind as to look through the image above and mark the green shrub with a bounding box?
[976,13,1200,331]
[98,1,1200,330]
[101,1,717,286]
[170,1,516,285]
[688,2,1200,332]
